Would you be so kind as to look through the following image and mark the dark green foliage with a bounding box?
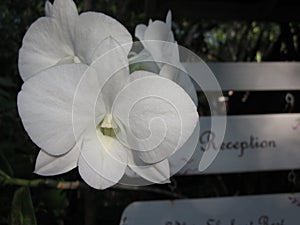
[0,1,299,225]
[11,187,36,225]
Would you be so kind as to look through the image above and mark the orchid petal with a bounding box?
[166,10,172,30]
[78,128,127,189]
[19,0,78,80]
[169,120,200,175]
[134,11,198,106]
[142,40,179,69]
[51,0,78,53]
[45,1,53,17]
[52,0,78,33]
[71,65,107,139]
[112,71,198,164]
[90,37,129,111]
[144,21,174,43]
[35,143,80,176]
[75,12,132,64]
[128,150,170,183]
[135,24,147,41]
[17,64,89,156]
[176,70,198,107]
[160,64,198,106]
[18,18,73,80]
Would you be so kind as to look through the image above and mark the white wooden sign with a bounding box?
[176,113,300,174]
[172,62,300,174]
[120,193,300,225]
[184,62,300,91]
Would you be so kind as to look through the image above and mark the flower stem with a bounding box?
[0,173,186,198]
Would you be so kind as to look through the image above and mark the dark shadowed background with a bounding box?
[0,0,300,224]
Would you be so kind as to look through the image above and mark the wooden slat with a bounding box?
[120,193,300,225]
[175,113,300,174]
[183,62,300,91]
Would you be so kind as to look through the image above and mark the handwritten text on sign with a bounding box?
[120,193,300,225]
[173,114,300,174]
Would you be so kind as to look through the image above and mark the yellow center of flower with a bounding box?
[97,114,118,137]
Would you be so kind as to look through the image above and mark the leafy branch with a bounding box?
[0,170,185,199]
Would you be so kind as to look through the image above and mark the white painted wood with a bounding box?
[176,114,300,174]
[183,62,300,91]
[172,62,300,174]
[120,193,300,225]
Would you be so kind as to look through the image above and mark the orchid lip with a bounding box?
[97,114,119,137]
[56,55,82,65]
[73,56,81,63]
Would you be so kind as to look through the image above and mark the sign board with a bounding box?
[175,113,300,174]
[184,62,300,91]
[120,193,300,225]
[172,62,300,174]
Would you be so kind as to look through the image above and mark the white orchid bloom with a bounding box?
[134,11,198,105]
[17,37,198,189]
[18,0,132,81]
[135,10,175,64]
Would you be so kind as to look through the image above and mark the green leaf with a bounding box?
[11,187,37,225]
[0,151,14,177]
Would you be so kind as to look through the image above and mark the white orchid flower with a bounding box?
[135,11,174,64]
[134,11,198,105]
[17,37,198,189]
[18,0,132,81]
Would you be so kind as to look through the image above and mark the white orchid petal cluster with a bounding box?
[134,11,198,105]
[17,0,199,189]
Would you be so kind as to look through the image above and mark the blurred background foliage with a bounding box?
[0,0,300,225]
